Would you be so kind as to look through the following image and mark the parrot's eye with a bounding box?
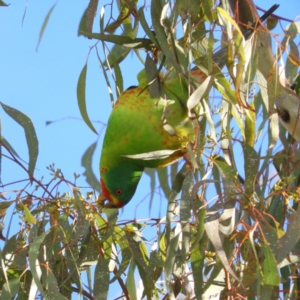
[115,188,123,196]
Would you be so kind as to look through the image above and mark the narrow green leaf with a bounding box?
[213,158,238,194]
[78,7,88,36]
[261,222,280,262]
[269,113,280,150]
[126,232,148,274]
[2,234,18,269]
[94,255,110,299]
[85,0,99,34]
[1,135,20,158]
[157,167,171,198]
[81,142,100,191]
[143,168,156,210]
[216,7,243,48]
[122,149,182,160]
[65,246,82,290]
[138,7,159,47]
[56,216,72,244]
[102,208,118,240]
[98,51,115,108]
[17,270,33,299]
[286,40,299,80]
[280,265,291,294]
[0,200,14,218]
[278,207,300,264]
[243,144,259,196]
[79,234,99,268]
[202,99,217,143]
[145,54,162,98]
[36,4,56,51]
[262,243,280,286]
[78,31,153,50]
[100,5,105,32]
[73,192,85,216]
[191,238,206,298]
[214,73,237,105]
[0,1,8,6]
[110,236,131,283]
[2,278,20,299]
[294,73,300,95]
[77,64,98,134]
[175,0,202,24]
[203,267,227,297]
[44,268,68,300]
[267,193,284,225]
[191,206,206,250]
[165,223,181,299]
[21,203,37,224]
[180,173,192,257]
[109,51,124,96]
[202,0,213,21]
[28,229,51,299]
[212,163,222,197]
[103,42,130,72]
[151,0,184,73]
[148,244,163,290]
[1,102,39,177]
[126,260,137,300]
[244,103,256,147]
[187,75,213,115]
[126,232,152,298]
[205,216,240,283]
[260,284,274,299]
[166,164,189,246]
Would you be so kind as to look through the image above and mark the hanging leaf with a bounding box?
[77,64,98,134]
[36,4,56,51]
[82,142,100,191]
[1,102,39,178]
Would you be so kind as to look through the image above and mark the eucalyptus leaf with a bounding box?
[1,102,39,177]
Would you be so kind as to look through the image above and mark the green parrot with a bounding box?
[98,4,280,208]
[99,69,206,208]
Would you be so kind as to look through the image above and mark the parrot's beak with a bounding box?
[98,191,118,208]
[98,192,107,203]
[98,192,111,206]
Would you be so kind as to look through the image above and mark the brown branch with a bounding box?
[71,286,95,300]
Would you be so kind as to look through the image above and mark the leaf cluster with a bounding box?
[1,0,300,299]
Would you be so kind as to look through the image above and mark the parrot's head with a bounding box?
[99,163,144,208]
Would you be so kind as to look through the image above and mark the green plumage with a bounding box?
[99,70,199,208]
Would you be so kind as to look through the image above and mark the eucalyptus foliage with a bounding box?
[1,0,300,299]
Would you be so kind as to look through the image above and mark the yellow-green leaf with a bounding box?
[77,64,98,134]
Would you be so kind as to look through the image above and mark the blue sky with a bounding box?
[0,0,298,240]
[0,0,299,298]
[0,0,297,219]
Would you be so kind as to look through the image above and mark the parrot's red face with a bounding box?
[99,178,124,208]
